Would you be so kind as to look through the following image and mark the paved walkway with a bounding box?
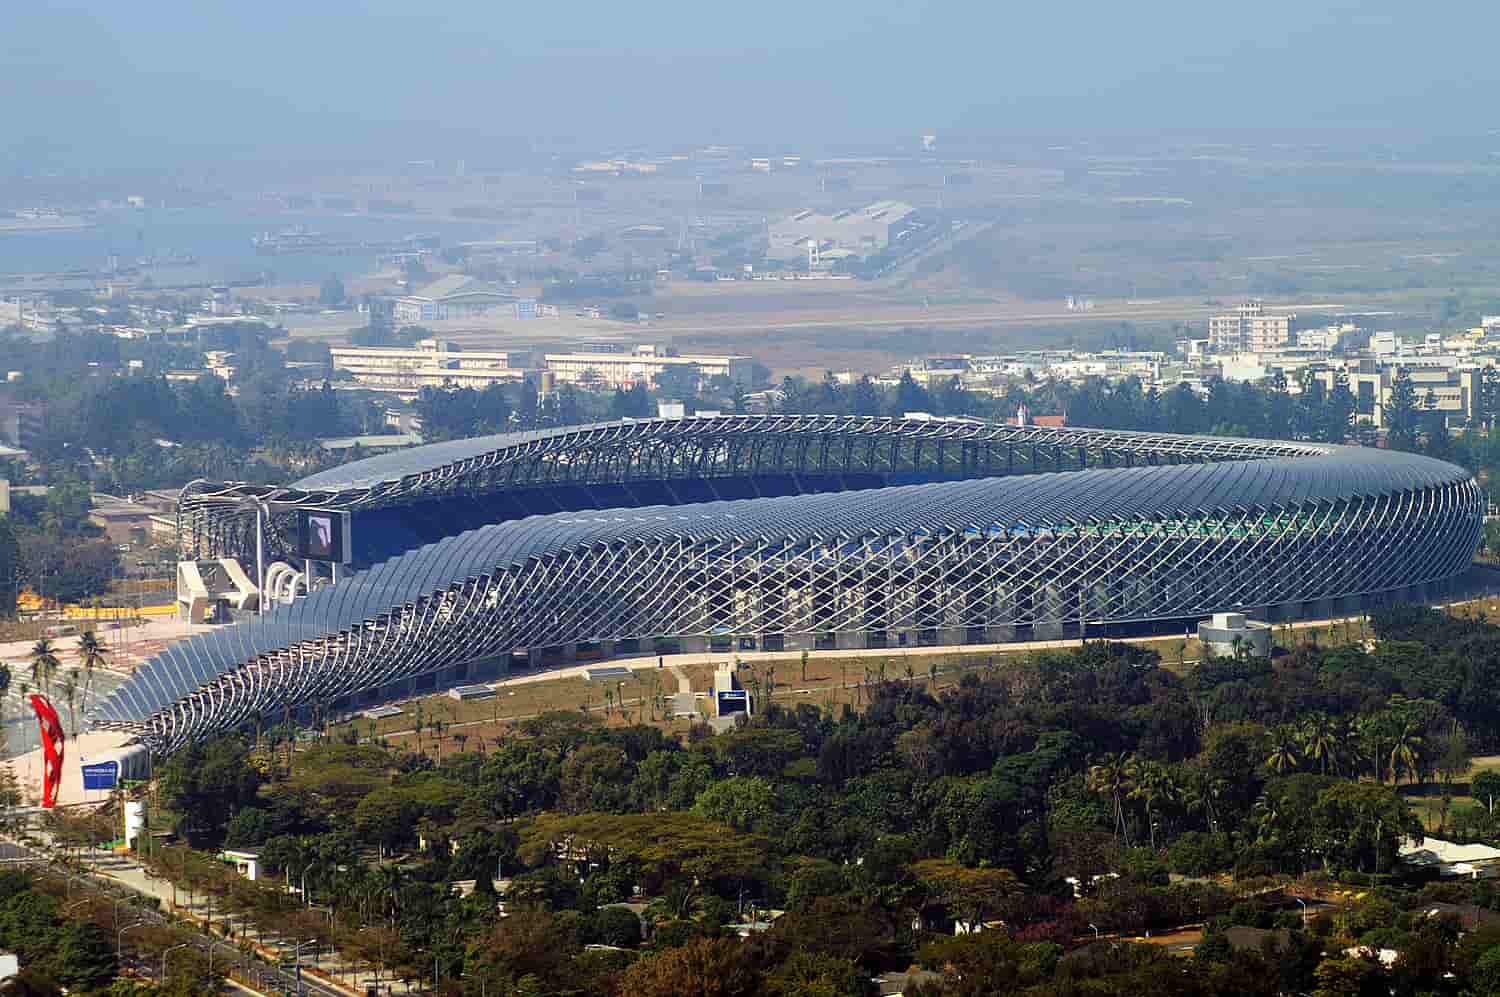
[72,845,411,994]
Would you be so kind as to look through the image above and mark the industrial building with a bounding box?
[391,276,517,325]
[767,201,917,265]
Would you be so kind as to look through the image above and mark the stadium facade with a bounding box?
[91,416,1484,751]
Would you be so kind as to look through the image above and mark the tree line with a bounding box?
[118,604,1500,995]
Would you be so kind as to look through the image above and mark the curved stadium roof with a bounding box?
[98,419,1483,750]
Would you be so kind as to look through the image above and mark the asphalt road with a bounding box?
[2,838,350,997]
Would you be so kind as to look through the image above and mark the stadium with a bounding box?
[91,415,1485,751]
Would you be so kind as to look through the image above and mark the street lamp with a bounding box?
[112,897,133,933]
[295,862,317,907]
[1294,896,1308,925]
[117,919,148,957]
[161,942,191,983]
[290,937,317,997]
[1088,922,1101,940]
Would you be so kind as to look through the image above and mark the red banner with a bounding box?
[28,696,64,809]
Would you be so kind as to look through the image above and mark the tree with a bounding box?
[1474,770,1500,815]
[691,776,775,833]
[0,969,63,997]
[520,813,770,917]
[158,736,263,846]
[1300,713,1340,776]
[1473,944,1500,997]
[892,372,932,415]
[1313,780,1421,873]
[1087,753,1135,843]
[653,363,702,401]
[762,951,869,997]
[850,376,882,417]
[76,631,108,710]
[911,859,1021,933]
[1312,954,1386,997]
[1388,720,1424,786]
[1438,721,1471,792]
[0,517,18,618]
[1265,724,1302,775]
[1128,758,1177,849]
[27,641,59,697]
[1385,367,1420,451]
[617,937,755,997]
[57,673,78,739]
[1325,370,1358,443]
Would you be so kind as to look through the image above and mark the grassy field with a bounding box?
[329,613,1384,761]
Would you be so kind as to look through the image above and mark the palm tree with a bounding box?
[58,673,79,739]
[28,639,60,697]
[1265,724,1302,775]
[1300,713,1340,775]
[1355,715,1387,783]
[1129,758,1176,849]
[1087,752,1136,845]
[76,631,109,709]
[1390,722,1425,786]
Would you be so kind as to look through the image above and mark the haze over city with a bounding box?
[9,1,1500,166]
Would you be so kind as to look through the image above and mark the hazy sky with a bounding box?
[6,1,1498,168]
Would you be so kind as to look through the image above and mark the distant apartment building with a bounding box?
[330,339,533,393]
[1297,324,1359,352]
[544,345,755,391]
[1311,359,1480,429]
[392,276,517,325]
[1208,301,1293,354]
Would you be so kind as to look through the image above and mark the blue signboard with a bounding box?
[81,761,119,791]
[716,690,750,715]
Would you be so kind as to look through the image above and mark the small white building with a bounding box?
[1197,612,1273,658]
[1400,837,1500,879]
[220,849,261,882]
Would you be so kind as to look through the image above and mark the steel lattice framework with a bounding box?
[96,419,1483,752]
[175,415,1324,565]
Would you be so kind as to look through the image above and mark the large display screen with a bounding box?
[296,509,351,563]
